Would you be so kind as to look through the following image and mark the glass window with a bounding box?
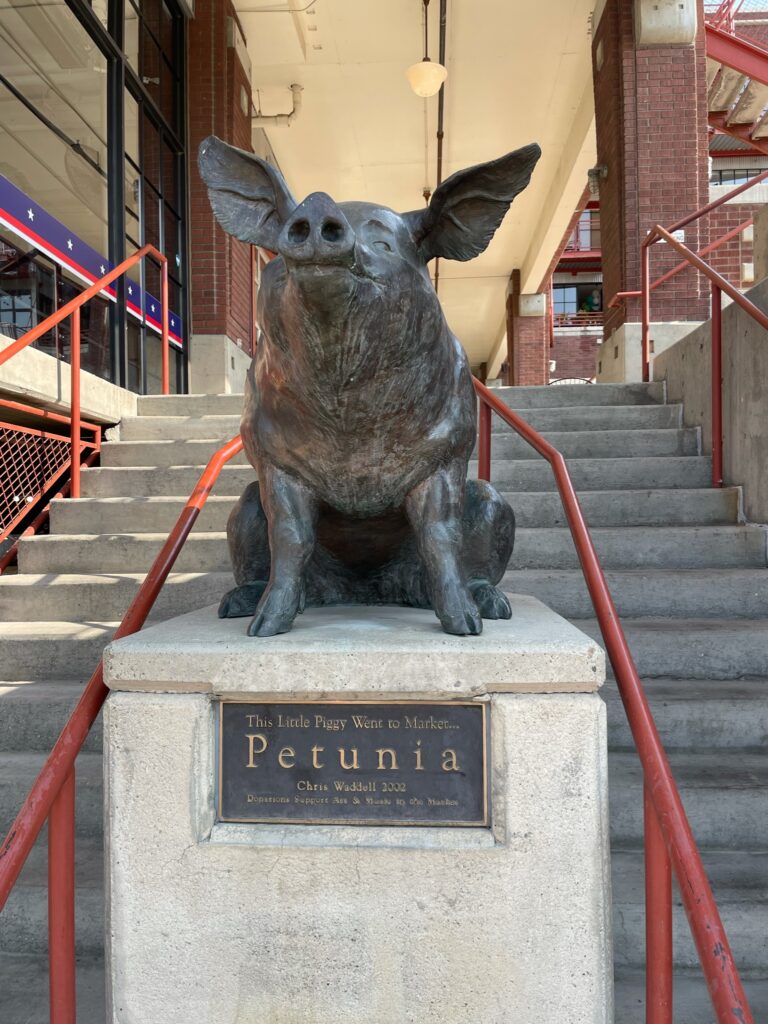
[0,0,187,394]
[710,167,766,185]
[0,0,108,255]
[553,286,578,315]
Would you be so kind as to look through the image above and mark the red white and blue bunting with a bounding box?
[0,173,183,349]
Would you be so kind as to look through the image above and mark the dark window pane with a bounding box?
[142,112,162,191]
[125,2,140,72]
[162,140,179,208]
[161,1,175,63]
[140,23,162,107]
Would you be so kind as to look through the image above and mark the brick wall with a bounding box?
[188,0,254,349]
[549,333,599,381]
[708,201,757,285]
[593,0,711,332]
[506,271,548,386]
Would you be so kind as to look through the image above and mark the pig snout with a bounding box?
[278,192,356,267]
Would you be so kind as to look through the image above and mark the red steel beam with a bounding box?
[706,23,768,85]
[708,114,768,155]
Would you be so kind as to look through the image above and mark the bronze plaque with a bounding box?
[218,700,489,827]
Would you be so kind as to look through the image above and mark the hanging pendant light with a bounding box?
[406,0,447,98]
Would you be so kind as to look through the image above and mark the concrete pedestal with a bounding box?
[103,597,612,1023]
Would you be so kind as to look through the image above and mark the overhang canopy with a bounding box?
[234,0,597,367]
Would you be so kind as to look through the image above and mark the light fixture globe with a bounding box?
[406,59,447,97]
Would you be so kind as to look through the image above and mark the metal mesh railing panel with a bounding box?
[0,427,72,539]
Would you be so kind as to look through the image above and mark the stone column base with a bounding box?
[103,599,612,1023]
[189,334,252,394]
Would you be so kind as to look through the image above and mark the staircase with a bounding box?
[706,20,768,150]
[1,382,767,1022]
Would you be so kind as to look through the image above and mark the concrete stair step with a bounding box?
[509,525,767,570]
[116,414,242,441]
[608,750,768,848]
[81,463,255,497]
[614,969,768,1024]
[0,680,103,752]
[98,438,250,468]
[117,403,682,443]
[481,455,712,491]
[489,403,682,432]
[612,848,768,970]
[0,953,105,1023]
[577,617,768,679]
[506,567,768,618]
[480,426,699,460]
[49,495,240,535]
[19,525,766,575]
[604,677,768,750]
[488,381,664,408]
[0,751,102,838]
[49,487,741,535]
[0,838,104,957]
[0,621,115,680]
[0,571,233,623]
[137,392,245,416]
[83,456,713,498]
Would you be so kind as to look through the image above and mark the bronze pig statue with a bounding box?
[198,136,541,637]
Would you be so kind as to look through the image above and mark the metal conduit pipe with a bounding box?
[252,83,304,127]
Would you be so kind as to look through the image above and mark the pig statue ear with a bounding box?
[404,143,542,263]
[198,136,297,251]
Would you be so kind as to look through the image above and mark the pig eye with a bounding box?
[373,240,392,252]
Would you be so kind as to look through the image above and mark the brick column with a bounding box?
[506,271,549,386]
[187,0,255,390]
[593,0,711,332]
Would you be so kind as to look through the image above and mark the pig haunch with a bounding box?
[198,135,541,636]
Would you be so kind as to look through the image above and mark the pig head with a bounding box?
[198,136,541,637]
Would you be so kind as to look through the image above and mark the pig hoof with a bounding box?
[436,591,483,636]
[246,582,304,637]
[469,581,512,620]
[218,583,267,619]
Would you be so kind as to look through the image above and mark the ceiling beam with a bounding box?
[519,80,596,296]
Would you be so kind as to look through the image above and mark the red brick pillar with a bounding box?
[593,0,711,332]
[187,0,255,390]
[506,270,549,386]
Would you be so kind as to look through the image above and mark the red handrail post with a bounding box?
[161,259,170,395]
[644,783,673,1024]
[70,307,81,500]
[641,242,651,383]
[478,399,491,481]
[48,768,76,1024]
[711,283,723,489]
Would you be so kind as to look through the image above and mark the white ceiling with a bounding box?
[234,0,597,369]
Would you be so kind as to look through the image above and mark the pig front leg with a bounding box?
[248,462,319,637]
[405,460,482,636]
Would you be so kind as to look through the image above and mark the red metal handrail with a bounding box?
[641,225,768,488]
[605,168,768,488]
[474,377,754,1024]
[607,168,768,316]
[0,243,171,498]
[0,433,243,1023]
